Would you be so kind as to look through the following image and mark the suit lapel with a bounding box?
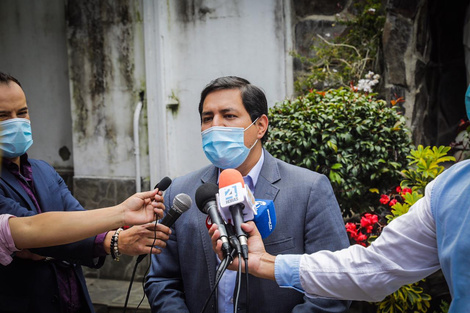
[255,150,281,201]
[30,161,53,212]
[197,166,219,290]
[1,164,37,212]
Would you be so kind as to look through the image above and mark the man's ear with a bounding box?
[256,114,269,139]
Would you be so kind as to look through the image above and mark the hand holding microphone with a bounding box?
[195,183,234,259]
[209,221,275,280]
[136,177,191,264]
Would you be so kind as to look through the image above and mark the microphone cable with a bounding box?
[245,260,249,313]
[123,216,160,313]
[233,252,242,312]
[200,251,234,313]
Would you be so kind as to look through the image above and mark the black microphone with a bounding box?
[154,176,172,192]
[229,203,248,260]
[195,183,233,259]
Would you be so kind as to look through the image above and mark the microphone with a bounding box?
[195,183,233,259]
[218,169,256,225]
[253,200,276,238]
[154,176,172,191]
[159,193,192,226]
[136,176,172,264]
[136,193,191,264]
[218,169,251,259]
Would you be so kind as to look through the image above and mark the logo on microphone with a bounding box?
[224,186,239,204]
[219,182,244,207]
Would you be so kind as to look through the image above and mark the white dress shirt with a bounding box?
[275,179,441,302]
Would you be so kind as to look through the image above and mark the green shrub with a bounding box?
[266,87,412,216]
[293,0,385,92]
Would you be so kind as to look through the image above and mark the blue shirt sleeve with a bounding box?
[274,254,304,293]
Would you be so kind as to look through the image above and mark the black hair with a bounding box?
[198,76,269,142]
[0,72,22,87]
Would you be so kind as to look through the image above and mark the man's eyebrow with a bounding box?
[202,107,240,117]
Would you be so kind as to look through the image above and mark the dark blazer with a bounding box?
[0,158,104,313]
[145,150,350,313]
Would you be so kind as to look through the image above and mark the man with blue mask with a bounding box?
[0,72,171,313]
[145,76,350,313]
[206,84,470,313]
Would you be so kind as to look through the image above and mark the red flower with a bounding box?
[356,233,368,242]
[396,186,402,193]
[401,188,412,196]
[361,213,378,233]
[345,222,358,237]
[380,194,390,204]
[389,199,398,207]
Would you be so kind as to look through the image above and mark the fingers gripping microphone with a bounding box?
[195,183,233,259]
[218,169,251,259]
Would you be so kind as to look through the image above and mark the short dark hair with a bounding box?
[198,76,269,142]
[0,72,22,87]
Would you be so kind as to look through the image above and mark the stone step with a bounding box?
[86,278,150,313]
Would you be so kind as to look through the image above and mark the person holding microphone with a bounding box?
[209,156,470,313]
[1,189,171,266]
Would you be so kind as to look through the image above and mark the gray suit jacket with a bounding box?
[145,150,350,312]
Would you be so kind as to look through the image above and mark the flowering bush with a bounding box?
[266,86,412,216]
[345,213,380,246]
[344,145,455,313]
[356,71,380,93]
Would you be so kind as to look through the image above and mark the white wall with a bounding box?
[0,0,295,189]
[144,0,293,187]
[0,0,73,170]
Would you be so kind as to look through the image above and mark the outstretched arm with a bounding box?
[9,189,167,249]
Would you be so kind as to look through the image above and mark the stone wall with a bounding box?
[292,0,469,147]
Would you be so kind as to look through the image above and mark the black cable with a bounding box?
[123,216,160,313]
[200,255,232,313]
[233,253,242,312]
[245,261,249,313]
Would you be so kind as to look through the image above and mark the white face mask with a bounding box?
[201,118,258,169]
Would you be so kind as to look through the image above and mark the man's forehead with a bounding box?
[0,83,27,110]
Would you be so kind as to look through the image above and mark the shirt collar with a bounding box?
[3,153,30,172]
[216,149,264,192]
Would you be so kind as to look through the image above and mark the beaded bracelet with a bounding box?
[110,227,124,261]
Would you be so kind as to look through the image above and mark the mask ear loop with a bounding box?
[244,117,260,131]
[245,117,260,150]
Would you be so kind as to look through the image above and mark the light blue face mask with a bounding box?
[466,85,470,120]
[202,118,258,169]
[0,118,33,158]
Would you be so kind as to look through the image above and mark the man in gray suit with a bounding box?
[144,76,350,312]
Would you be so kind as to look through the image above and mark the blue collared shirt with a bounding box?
[275,254,304,292]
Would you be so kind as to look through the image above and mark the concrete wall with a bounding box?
[144,0,294,187]
[0,0,73,174]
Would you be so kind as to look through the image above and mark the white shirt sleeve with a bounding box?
[297,181,440,301]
